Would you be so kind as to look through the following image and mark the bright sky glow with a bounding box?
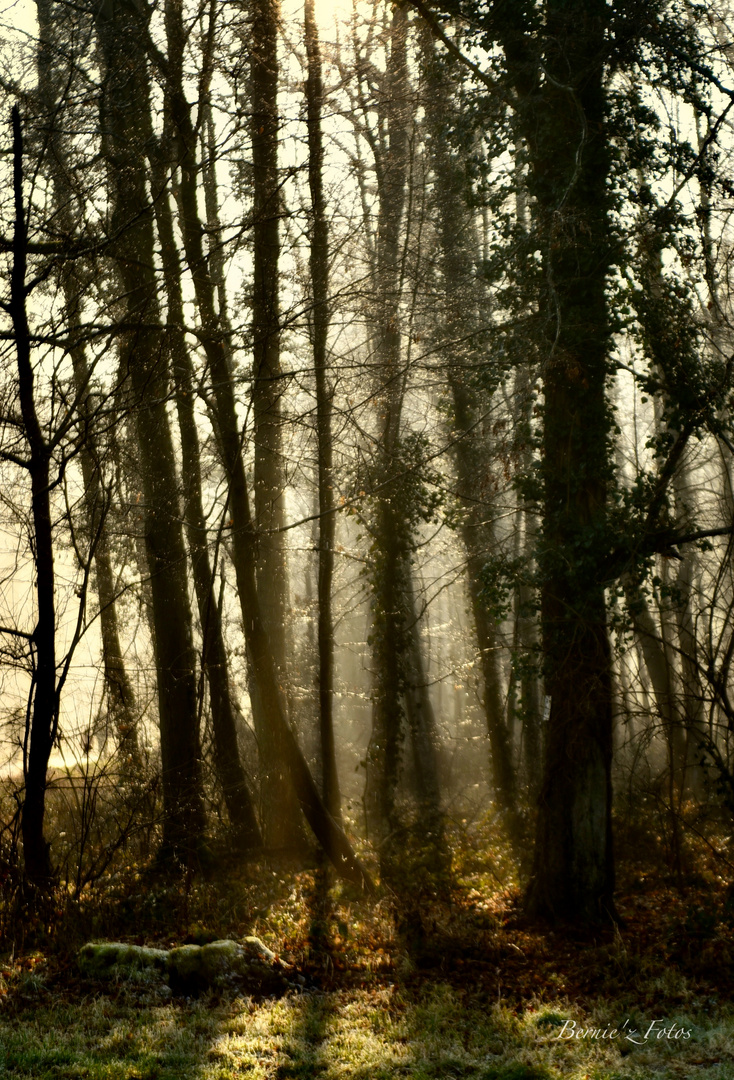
[313,0,356,32]
[1,0,36,38]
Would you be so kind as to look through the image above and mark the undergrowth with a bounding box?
[1,810,733,1077]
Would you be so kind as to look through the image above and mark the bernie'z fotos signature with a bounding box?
[556,1019,691,1044]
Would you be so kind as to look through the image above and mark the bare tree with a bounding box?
[94,0,206,859]
[305,0,341,822]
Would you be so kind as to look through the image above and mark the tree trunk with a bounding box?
[364,4,411,865]
[306,0,341,822]
[250,0,303,847]
[623,568,684,871]
[11,108,55,885]
[675,554,708,796]
[623,573,680,745]
[500,2,615,922]
[156,0,368,886]
[513,366,542,796]
[151,152,262,851]
[35,0,141,769]
[452,376,520,835]
[403,574,443,827]
[95,0,205,858]
[673,463,708,797]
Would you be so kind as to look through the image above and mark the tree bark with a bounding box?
[496,2,615,922]
[364,4,412,864]
[11,107,56,885]
[250,0,303,847]
[305,0,341,822]
[151,151,262,851]
[95,0,206,858]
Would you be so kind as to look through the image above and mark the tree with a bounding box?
[249,0,305,849]
[420,34,520,836]
[305,0,342,822]
[8,106,57,884]
[149,141,261,852]
[94,0,206,859]
[358,3,428,867]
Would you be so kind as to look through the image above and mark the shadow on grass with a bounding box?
[0,966,726,1080]
[2,863,728,1080]
[257,870,553,1080]
[262,989,555,1080]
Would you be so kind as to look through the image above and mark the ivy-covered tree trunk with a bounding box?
[492,0,615,920]
[364,4,411,863]
[249,0,305,849]
[524,1,614,922]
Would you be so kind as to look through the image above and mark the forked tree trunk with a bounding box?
[364,4,412,864]
[151,155,262,851]
[156,0,368,886]
[95,0,206,858]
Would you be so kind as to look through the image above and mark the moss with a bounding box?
[165,938,286,996]
[200,939,246,980]
[241,936,278,963]
[78,937,283,996]
[167,940,244,989]
[166,944,204,981]
[78,943,168,976]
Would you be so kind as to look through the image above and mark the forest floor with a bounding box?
[1,815,734,1079]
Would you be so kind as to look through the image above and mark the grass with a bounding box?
[1,966,733,1079]
[2,814,734,1078]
